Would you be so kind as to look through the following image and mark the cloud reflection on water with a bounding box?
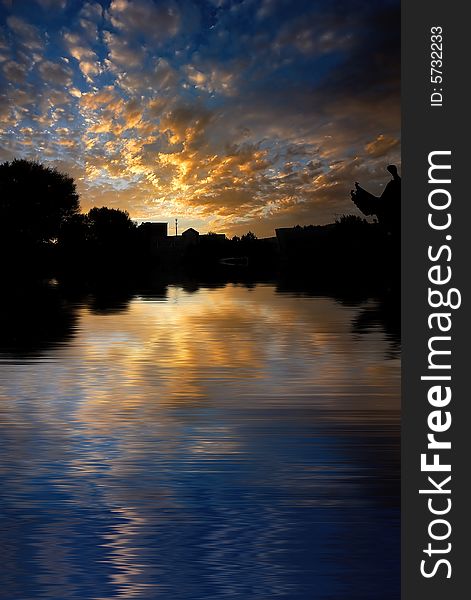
[0,283,399,599]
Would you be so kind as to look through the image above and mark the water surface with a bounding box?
[0,282,400,599]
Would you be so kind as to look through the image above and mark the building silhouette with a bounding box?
[138,222,168,256]
[181,227,200,246]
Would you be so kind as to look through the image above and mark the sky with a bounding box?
[0,0,400,237]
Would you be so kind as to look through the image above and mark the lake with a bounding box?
[0,281,400,599]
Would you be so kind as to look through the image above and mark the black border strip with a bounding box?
[402,1,469,597]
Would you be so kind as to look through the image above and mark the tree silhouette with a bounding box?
[241,231,257,242]
[87,207,136,245]
[86,207,137,265]
[0,159,80,249]
[56,207,138,278]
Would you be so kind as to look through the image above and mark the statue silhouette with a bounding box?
[350,165,400,236]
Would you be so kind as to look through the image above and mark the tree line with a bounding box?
[0,159,271,277]
[1,158,398,286]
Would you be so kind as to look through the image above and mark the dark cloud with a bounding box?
[6,15,43,50]
[107,0,181,42]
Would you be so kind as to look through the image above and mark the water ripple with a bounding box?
[0,283,400,599]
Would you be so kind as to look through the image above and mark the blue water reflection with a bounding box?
[0,283,399,599]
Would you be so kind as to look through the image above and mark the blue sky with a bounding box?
[0,0,400,236]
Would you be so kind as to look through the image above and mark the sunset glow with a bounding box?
[0,0,400,236]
